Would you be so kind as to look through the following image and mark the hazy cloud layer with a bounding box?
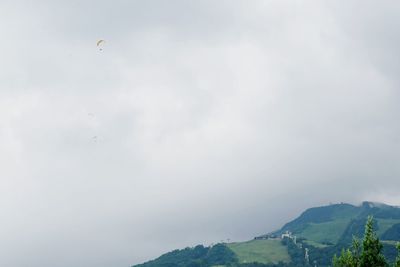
[1,1,400,266]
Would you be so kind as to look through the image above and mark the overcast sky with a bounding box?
[1,1,400,266]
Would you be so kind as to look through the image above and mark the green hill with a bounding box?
[132,202,400,267]
[227,239,290,264]
[272,202,400,248]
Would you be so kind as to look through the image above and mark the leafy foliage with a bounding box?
[395,243,400,267]
[360,216,387,267]
[332,238,360,267]
[281,238,307,266]
[133,244,237,267]
[332,216,388,267]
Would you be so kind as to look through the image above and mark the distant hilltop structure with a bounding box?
[281,230,297,244]
[281,230,292,239]
[254,233,278,240]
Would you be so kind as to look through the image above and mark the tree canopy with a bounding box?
[333,216,388,267]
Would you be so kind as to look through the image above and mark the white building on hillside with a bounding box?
[281,230,297,244]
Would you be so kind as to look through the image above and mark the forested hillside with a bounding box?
[132,202,400,267]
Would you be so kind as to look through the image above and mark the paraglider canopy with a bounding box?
[97,39,105,50]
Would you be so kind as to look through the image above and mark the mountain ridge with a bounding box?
[132,201,400,267]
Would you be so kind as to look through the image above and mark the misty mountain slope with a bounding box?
[274,203,360,244]
[273,201,400,247]
[132,202,400,267]
[279,203,360,231]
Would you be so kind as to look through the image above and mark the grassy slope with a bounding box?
[227,239,290,264]
[290,207,400,250]
[297,219,351,244]
[377,219,400,237]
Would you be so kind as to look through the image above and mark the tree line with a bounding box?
[333,216,400,267]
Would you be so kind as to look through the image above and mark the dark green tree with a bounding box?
[333,216,389,267]
[360,216,387,267]
[332,237,360,267]
[395,242,400,267]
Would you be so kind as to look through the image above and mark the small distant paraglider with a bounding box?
[96,39,105,51]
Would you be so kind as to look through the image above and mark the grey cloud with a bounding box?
[0,1,400,267]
